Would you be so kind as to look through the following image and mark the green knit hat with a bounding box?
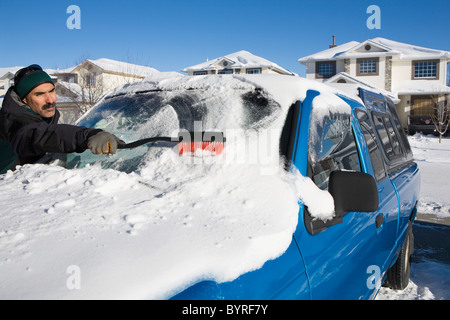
[14,65,54,99]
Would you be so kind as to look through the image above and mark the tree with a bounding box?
[430,94,450,143]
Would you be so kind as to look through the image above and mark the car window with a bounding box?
[62,88,281,172]
[372,113,402,160]
[386,100,412,155]
[308,115,361,190]
[355,110,386,181]
[384,116,402,155]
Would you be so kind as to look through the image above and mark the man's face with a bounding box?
[22,83,57,118]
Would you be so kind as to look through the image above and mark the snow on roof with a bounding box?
[395,80,450,95]
[45,66,76,75]
[325,72,400,103]
[298,41,360,63]
[299,37,450,62]
[182,50,296,75]
[369,38,450,60]
[55,81,84,102]
[0,66,22,79]
[106,73,353,112]
[71,58,161,78]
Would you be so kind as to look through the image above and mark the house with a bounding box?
[182,50,296,76]
[0,67,22,104]
[48,58,182,123]
[299,37,450,132]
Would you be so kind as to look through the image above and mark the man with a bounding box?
[0,64,123,173]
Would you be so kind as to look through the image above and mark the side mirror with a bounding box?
[328,171,379,216]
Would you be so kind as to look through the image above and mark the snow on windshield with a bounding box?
[0,75,348,299]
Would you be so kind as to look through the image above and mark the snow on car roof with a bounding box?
[104,73,353,107]
[0,74,350,299]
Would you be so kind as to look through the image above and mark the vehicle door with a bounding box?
[292,90,389,299]
[359,90,419,248]
[384,100,420,239]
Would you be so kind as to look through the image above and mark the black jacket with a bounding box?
[0,87,101,170]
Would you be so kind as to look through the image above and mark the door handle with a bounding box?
[376,214,384,229]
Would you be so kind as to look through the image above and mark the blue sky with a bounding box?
[0,0,449,77]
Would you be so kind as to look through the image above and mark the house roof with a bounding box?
[45,66,75,75]
[395,80,450,95]
[182,50,296,75]
[71,58,161,78]
[298,41,360,63]
[55,81,84,103]
[299,37,450,63]
[0,66,22,80]
[325,72,400,103]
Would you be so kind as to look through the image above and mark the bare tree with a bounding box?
[72,54,153,113]
[79,72,107,112]
[430,94,450,143]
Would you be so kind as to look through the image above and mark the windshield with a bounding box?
[58,87,281,172]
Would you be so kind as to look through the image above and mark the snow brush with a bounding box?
[117,131,226,155]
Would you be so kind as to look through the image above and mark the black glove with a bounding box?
[87,131,124,155]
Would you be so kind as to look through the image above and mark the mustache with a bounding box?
[42,102,56,110]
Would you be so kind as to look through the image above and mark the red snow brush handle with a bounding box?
[117,131,226,155]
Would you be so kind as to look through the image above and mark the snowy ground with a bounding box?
[377,134,450,300]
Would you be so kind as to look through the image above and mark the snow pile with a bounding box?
[290,168,335,221]
[0,74,346,299]
[0,157,298,299]
[377,280,436,300]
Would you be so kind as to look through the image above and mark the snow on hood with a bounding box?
[0,75,349,299]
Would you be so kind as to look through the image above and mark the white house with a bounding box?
[0,67,22,103]
[299,37,450,131]
[183,50,296,76]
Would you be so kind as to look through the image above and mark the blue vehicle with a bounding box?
[167,77,420,300]
[33,75,419,299]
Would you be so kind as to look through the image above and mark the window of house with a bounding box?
[357,58,379,76]
[412,60,439,79]
[356,110,386,181]
[246,68,262,74]
[308,115,361,190]
[218,69,233,74]
[315,61,336,79]
[64,74,78,83]
[85,73,96,88]
[193,71,208,76]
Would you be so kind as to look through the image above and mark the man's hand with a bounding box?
[87,131,124,155]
